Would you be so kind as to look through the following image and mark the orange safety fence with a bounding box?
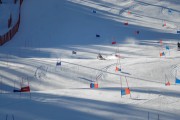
[0,0,23,46]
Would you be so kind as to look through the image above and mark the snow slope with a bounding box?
[0,0,180,119]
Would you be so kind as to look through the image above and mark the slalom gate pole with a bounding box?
[125,76,131,98]
[120,76,122,98]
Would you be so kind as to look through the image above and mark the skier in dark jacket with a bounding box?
[178,42,180,50]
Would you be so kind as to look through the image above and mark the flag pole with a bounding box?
[175,69,177,85]
[165,74,167,85]
[125,76,131,98]
[120,76,122,98]
[27,78,31,99]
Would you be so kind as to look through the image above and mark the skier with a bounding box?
[97,53,105,60]
[178,42,180,51]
